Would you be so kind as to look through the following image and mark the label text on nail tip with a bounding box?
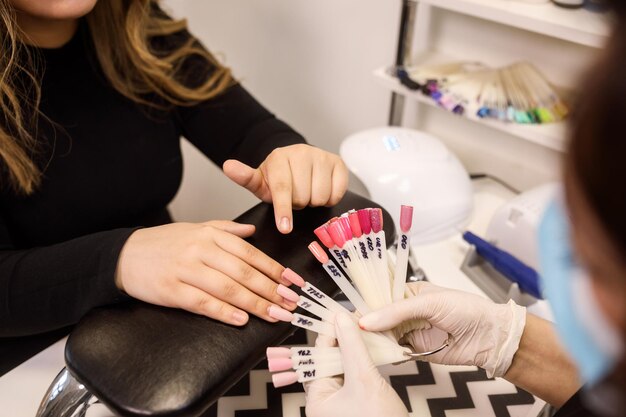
[328,264,342,277]
[333,249,347,268]
[306,287,325,300]
[359,242,369,259]
[401,234,408,250]
[296,317,314,327]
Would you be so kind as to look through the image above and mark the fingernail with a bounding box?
[232,311,249,325]
[279,276,293,286]
[268,305,294,322]
[282,268,306,287]
[277,284,300,302]
[282,300,297,310]
[358,314,376,329]
[279,217,292,233]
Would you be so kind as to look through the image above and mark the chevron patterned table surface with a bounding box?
[202,329,545,417]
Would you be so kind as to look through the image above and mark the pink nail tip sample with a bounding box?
[269,305,295,322]
[339,216,353,240]
[277,285,300,303]
[327,221,346,248]
[400,205,414,233]
[266,347,291,359]
[314,225,335,249]
[370,208,383,233]
[272,372,299,388]
[308,241,329,264]
[282,268,305,287]
[357,209,372,234]
[348,211,363,238]
[268,357,294,372]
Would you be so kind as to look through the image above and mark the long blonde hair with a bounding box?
[0,0,232,194]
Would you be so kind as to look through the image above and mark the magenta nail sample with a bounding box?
[370,208,383,233]
[358,209,372,234]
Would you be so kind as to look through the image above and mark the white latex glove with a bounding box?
[359,282,527,378]
[304,313,409,417]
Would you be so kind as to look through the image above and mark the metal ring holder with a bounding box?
[400,333,453,361]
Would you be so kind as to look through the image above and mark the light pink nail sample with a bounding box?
[308,241,329,264]
[272,371,298,388]
[266,347,291,359]
[268,357,293,372]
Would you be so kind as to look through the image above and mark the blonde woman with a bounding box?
[0,0,348,336]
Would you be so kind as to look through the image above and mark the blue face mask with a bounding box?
[538,199,623,386]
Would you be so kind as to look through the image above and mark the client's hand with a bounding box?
[359,282,527,378]
[115,221,301,326]
[223,144,349,234]
[304,313,409,417]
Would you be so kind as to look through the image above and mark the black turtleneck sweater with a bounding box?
[0,23,305,337]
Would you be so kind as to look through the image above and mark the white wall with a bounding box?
[163,0,400,221]
[163,1,598,222]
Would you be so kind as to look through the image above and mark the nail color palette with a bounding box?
[266,206,435,388]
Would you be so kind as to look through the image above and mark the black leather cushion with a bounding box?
[65,191,395,416]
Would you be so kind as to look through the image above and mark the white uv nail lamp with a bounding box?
[340,127,473,245]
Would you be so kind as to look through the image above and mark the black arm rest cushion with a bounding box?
[64,191,395,416]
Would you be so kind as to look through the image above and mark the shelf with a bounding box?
[374,63,567,152]
[419,0,611,49]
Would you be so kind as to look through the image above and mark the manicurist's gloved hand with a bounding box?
[223,144,349,234]
[304,313,409,417]
[359,282,527,378]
